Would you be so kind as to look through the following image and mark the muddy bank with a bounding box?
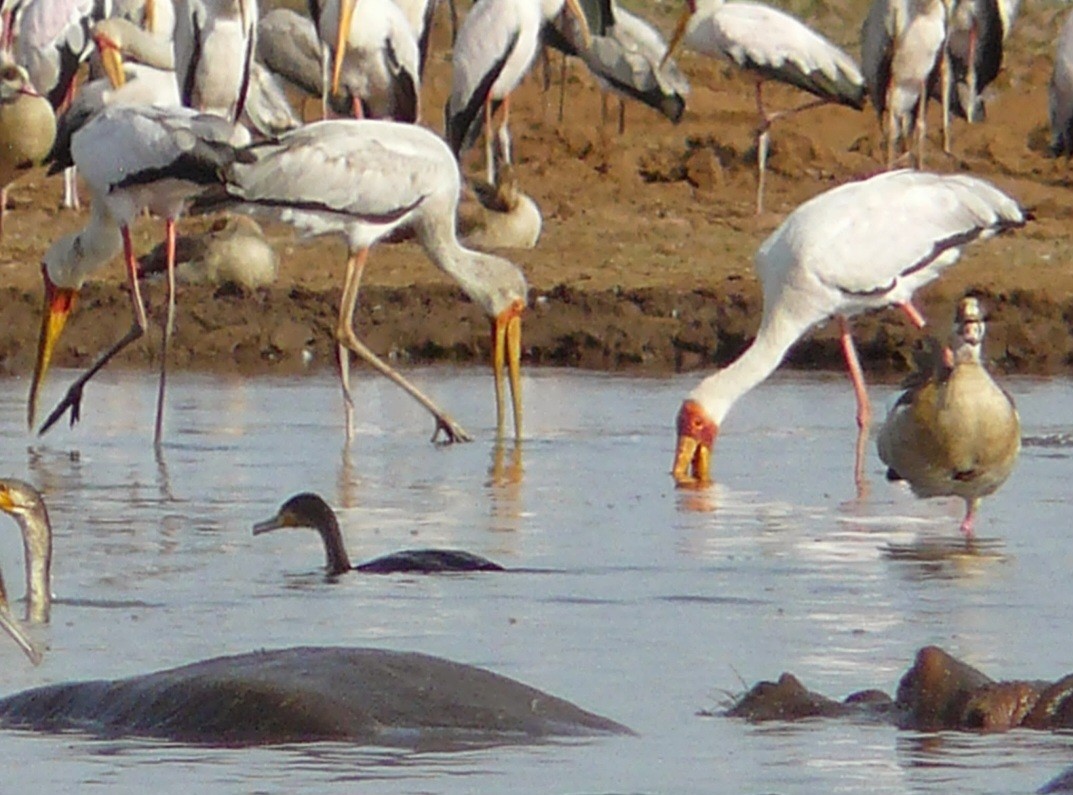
[2,277,1071,382]
[2,0,1073,382]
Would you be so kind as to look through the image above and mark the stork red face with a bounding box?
[661,0,698,69]
[92,30,127,88]
[672,399,717,486]
[27,268,77,430]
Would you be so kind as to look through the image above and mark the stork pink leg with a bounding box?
[839,316,872,489]
[154,217,177,448]
[898,300,926,329]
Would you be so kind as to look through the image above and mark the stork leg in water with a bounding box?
[839,301,928,490]
[335,248,471,444]
[153,219,177,448]
[754,80,828,214]
[37,227,149,434]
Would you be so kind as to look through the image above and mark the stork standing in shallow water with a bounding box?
[191,119,528,443]
[672,170,1026,490]
[661,0,865,213]
[29,104,244,446]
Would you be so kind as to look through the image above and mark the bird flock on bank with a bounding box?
[0,0,1064,662]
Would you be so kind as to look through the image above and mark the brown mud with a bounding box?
[2,1,1072,385]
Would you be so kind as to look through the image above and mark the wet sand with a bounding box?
[1,0,1071,382]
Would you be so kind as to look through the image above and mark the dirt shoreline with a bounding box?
[1,0,1072,383]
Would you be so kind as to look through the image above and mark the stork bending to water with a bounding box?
[191,119,528,443]
[672,170,1027,490]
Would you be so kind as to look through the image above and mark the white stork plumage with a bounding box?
[671,170,1027,489]
[318,0,420,122]
[29,104,244,446]
[0,62,55,242]
[1050,9,1073,158]
[13,0,113,208]
[547,4,690,132]
[944,0,1019,123]
[389,0,437,74]
[191,119,529,444]
[256,7,353,115]
[110,0,176,38]
[662,0,865,213]
[446,0,592,185]
[877,296,1020,539]
[861,0,948,167]
[173,0,257,123]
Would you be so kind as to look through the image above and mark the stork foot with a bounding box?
[431,415,473,445]
[38,382,86,435]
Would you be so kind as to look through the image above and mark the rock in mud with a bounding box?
[0,647,633,746]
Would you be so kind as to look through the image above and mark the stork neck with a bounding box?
[45,202,123,290]
[417,217,503,316]
[13,503,52,624]
[690,308,805,425]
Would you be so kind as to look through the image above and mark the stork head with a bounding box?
[661,0,699,69]
[672,399,717,486]
[559,0,593,48]
[331,0,358,99]
[92,25,127,88]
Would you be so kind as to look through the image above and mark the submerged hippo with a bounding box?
[0,646,632,746]
[723,646,1073,733]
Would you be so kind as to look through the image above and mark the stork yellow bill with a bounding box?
[661,0,696,68]
[491,298,524,439]
[27,271,77,430]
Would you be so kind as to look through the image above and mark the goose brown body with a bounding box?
[877,296,1020,537]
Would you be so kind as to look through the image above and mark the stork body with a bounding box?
[318,0,419,122]
[173,0,257,122]
[861,0,947,166]
[29,105,242,446]
[671,170,1026,488]
[547,4,690,131]
[446,0,591,184]
[389,0,437,73]
[944,0,1018,123]
[1051,10,1073,158]
[663,0,864,212]
[193,119,528,443]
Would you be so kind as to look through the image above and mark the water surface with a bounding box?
[0,368,1071,794]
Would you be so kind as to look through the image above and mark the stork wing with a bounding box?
[698,2,864,108]
[227,120,449,220]
[759,171,1026,299]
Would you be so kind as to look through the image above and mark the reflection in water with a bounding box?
[486,441,523,533]
[0,371,1071,794]
[337,444,358,509]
